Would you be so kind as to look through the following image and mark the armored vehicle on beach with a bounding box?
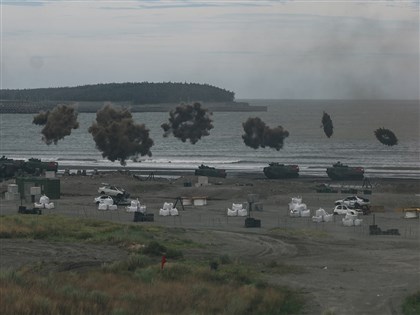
[326,162,364,180]
[263,163,299,179]
[0,156,24,180]
[194,164,227,178]
[0,156,58,180]
[22,158,58,175]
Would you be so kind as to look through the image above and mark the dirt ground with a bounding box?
[0,172,419,315]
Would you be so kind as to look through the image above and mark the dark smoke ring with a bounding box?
[374,128,398,146]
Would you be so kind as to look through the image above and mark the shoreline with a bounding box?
[0,100,268,113]
[55,164,420,183]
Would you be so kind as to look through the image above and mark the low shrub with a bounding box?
[402,290,420,315]
[141,240,183,259]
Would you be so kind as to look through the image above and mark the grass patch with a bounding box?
[269,227,329,238]
[0,214,305,314]
[0,261,304,315]
[402,290,420,315]
[0,214,197,252]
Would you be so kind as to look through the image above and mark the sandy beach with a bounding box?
[1,170,419,314]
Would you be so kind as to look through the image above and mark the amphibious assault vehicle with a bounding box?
[0,156,24,180]
[0,156,58,180]
[22,158,58,174]
[326,162,364,180]
[263,163,299,179]
[194,164,227,178]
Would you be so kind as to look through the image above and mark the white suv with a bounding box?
[335,196,370,209]
[98,184,126,198]
[333,204,362,215]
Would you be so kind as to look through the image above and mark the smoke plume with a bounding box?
[321,111,333,138]
[88,105,154,165]
[242,117,289,150]
[32,105,79,145]
[161,102,213,144]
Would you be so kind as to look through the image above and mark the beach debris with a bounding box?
[33,104,79,145]
[88,105,154,165]
[129,199,154,221]
[342,212,362,226]
[374,127,398,146]
[242,117,289,150]
[159,202,179,216]
[161,102,213,144]
[34,194,55,209]
[289,197,311,217]
[133,212,154,222]
[192,196,207,206]
[126,199,147,213]
[97,196,117,211]
[321,111,333,138]
[400,207,420,219]
[312,208,333,222]
[227,203,247,217]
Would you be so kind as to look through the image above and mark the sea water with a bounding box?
[0,99,419,179]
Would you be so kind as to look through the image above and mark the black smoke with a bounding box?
[374,127,398,146]
[242,117,289,150]
[88,105,154,165]
[321,111,333,138]
[161,102,213,144]
[32,105,79,145]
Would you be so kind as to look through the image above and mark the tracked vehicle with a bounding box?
[0,156,58,180]
[263,163,299,179]
[194,164,227,178]
[326,162,364,180]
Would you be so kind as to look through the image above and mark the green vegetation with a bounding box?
[0,215,304,315]
[402,291,420,315]
[270,227,330,239]
[0,82,235,104]
[0,215,193,254]
[0,262,303,315]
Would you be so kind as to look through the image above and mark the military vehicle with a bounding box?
[22,158,58,175]
[0,156,25,180]
[0,156,58,180]
[326,162,364,180]
[263,163,299,179]
[194,164,227,178]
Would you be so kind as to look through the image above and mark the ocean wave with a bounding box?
[137,158,243,165]
[57,158,98,162]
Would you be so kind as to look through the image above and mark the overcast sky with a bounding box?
[1,0,419,99]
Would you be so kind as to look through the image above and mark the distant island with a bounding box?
[0,82,267,113]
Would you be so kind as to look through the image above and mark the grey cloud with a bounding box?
[3,1,43,7]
